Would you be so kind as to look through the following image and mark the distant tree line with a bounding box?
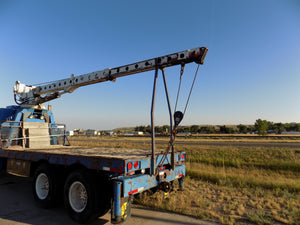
[134,125,171,135]
[254,119,300,136]
[134,119,300,136]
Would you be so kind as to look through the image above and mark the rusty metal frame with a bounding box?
[150,62,159,175]
[150,65,177,175]
[161,68,175,170]
[121,164,185,198]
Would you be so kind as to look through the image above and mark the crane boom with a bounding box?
[14,47,208,106]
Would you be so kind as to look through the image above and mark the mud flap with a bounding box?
[111,196,131,224]
[163,191,169,199]
[121,197,131,221]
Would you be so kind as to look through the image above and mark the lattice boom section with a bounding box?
[34,47,208,95]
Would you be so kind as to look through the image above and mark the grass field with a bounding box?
[69,135,300,225]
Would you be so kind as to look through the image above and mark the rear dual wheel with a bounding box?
[33,166,111,223]
[68,181,88,213]
[64,170,111,223]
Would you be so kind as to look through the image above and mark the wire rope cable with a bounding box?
[183,64,200,115]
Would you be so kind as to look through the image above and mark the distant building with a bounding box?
[67,130,74,136]
[73,129,84,135]
[106,131,114,136]
[177,132,191,136]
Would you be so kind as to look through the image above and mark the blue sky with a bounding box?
[0,0,299,130]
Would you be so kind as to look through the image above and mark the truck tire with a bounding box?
[64,170,98,223]
[64,170,112,223]
[33,164,60,208]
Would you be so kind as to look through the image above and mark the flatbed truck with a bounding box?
[0,47,208,223]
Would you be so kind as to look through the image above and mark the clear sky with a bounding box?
[0,0,299,130]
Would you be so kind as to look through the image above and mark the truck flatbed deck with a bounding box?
[0,145,183,175]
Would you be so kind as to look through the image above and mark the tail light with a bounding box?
[127,162,133,170]
[178,153,185,162]
[134,161,139,169]
[127,161,140,171]
[181,153,185,161]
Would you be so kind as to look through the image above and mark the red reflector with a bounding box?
[181,154,185,160]
[179,174,183,178]
[134,161,139,169]
[179,154,182,160]
[128,189,138,195]
[159,166,166,170]
[128,162,132,170]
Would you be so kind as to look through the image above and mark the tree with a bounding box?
[219,125,226,133]
[155,126,164,134]
[183,126,190,133]
[226,127,235,134]
[145,125,151,133]
[206,126,215,134]
[273,123,285,134]
[255,119,269,136]
[247,125,255,133]
[199,126,215,134]
[288,123,300,132]
[190,125,200,134]
[177,126,185,133]
[135,125,146,132]
[219,125,234,134]
[162,125,171,135]
[237,124,248,134]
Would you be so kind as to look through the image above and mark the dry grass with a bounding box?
[186,163,300,192]
[181,145,300,172]
[135,177,300,225]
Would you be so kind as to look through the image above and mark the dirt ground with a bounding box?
[0,173,218,225]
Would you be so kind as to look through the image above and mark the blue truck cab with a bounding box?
[0,106,62,148]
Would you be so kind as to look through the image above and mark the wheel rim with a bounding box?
[35,173,49,200]
[69,181,88,213]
